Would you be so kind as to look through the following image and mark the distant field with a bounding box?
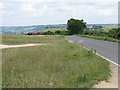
[87,25,118,31]
[2,34,110,88]
[102,25,118,31]
[36,27,67,32]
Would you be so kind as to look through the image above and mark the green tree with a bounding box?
[67,18,86,35]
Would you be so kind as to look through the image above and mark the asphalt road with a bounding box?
[65,36,119,65]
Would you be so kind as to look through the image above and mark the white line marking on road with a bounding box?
[96,53,120,66]
[84,47,120,66]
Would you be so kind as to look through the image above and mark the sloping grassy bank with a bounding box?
[79,35,120,43]
[2,34,110,88]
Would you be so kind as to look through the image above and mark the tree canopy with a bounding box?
[67,18,86,35]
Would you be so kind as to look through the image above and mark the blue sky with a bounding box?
[0,0,119,26]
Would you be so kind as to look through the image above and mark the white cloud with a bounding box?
[21,3,51,17]
[98,9,113,16]
[1,0,118,25]
[69,0,119,3]
[1,0,59,3]
[22,3,35,11]
[0,3,4,8]
[33,5,50,16]
[97,5,118,16]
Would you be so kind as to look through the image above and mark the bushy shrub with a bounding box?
[55,30,61,35]
[83,28,120,39]
[108,28,120,39]
[36,32,44,35]
[60,31,69,35]
[55,30,68,35]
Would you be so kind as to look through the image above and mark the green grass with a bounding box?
[2,34,110,88]
[79,35,120,43]
[2,34,59,45]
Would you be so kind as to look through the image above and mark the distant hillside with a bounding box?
[36,27,67,33]
[0,24,67,34]
[1,25,46,34]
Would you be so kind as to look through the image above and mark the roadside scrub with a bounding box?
[79,28,120,43]
[2,34,110,88]
[79,35,120,43]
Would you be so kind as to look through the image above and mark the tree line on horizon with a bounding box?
[36,18,120,39]
[37,18,87,35]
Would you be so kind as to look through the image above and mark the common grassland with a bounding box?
[2,34,110,88]
[2,34,57,45]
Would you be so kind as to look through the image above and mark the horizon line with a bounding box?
[0,23,118,27]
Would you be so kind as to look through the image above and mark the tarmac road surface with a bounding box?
[65,36,119,65]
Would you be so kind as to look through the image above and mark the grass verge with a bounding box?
[79,35,120,43]
[2,34,110,88]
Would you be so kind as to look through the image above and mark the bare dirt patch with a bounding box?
[0,43,47,49]
[93,63,118,88]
